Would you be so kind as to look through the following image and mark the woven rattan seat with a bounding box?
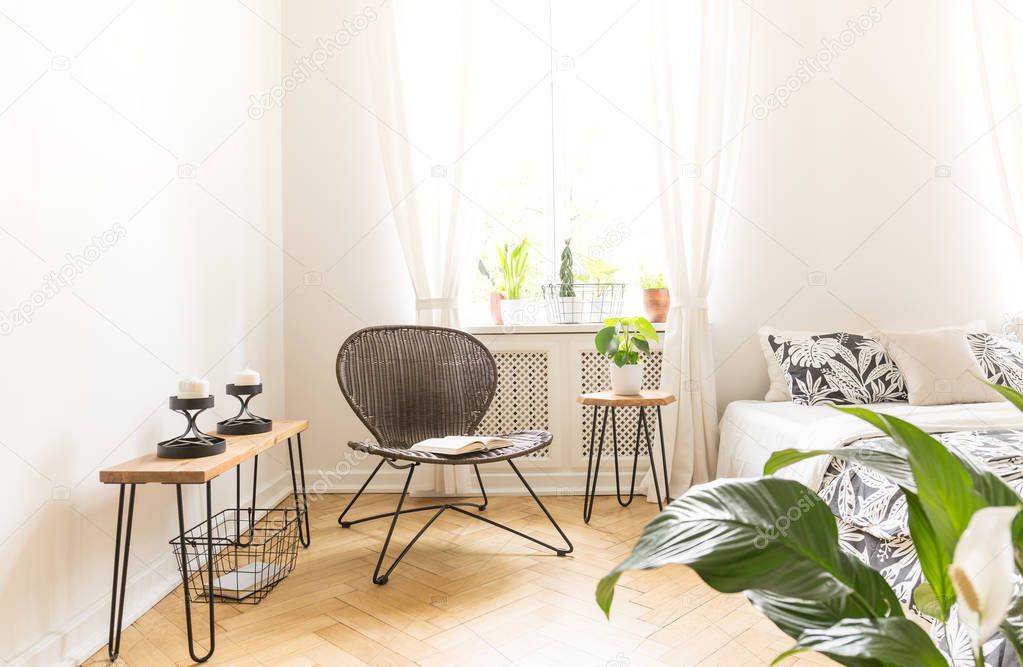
[334,325,572,584]
[348,430,552,465]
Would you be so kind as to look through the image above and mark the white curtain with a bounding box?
[971,0,1023,254]
[367,0,475,494]
[643,0,753,500]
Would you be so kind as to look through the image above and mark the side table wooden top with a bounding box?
[576,391,677,407]
[99,419,309,485]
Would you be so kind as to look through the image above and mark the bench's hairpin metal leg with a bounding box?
[235,456,258,547]
[582,406,609,523]
[362,459,570,585]
[175,482,215,663]
[287,435,311,548]
[107,483,136,662]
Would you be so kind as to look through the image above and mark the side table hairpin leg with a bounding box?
[582,406,609,523]
[235,455,258,547]
[107,483,136,662]
[288,434,311,548]
[656,406,671,503]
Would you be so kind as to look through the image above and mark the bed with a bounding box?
[717,399,1023,664]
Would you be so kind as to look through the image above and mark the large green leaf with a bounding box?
[772,618,947,667]
[984,378,1023,412]
[594,326,616,357]
[904,492,953,620]
[999,583,1023,663]
[837,409,987,554]
[596,478,901,619]
[764,443,915,490]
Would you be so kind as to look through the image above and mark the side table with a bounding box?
[577,391,676,523]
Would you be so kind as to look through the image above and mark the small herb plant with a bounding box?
[595,316,659,367]
[559,239,576,297]
[640,271,667,290]
[497,238,529,300]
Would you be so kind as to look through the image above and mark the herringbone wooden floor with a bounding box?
[85,492,835,666]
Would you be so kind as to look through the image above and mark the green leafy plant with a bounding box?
[559,239,575,298]
[496,238,529,300]
[597,378,1023,667]
[578,256,619,284]
[640,271,666,290]
[595,316,658,368]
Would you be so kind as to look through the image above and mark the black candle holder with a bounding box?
[217,384,272,435]
[157,396,227,459]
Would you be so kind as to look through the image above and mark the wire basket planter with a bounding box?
[170,507,299,605]
[542,283,625,324]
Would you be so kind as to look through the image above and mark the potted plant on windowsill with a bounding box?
[595,316,659,395]
[640,271,670,323]
[556,238,582,323]
[497,238,531,325]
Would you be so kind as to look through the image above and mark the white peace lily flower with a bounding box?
[948,506,1020,650]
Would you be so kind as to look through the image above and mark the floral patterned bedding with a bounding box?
[818,428,1023,666]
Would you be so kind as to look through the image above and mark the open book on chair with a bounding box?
[409,435,512,456]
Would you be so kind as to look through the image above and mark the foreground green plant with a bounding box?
[597,380,1023,666]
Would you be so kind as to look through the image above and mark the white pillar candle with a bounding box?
[235,368,261,386]
[178,377,210,399]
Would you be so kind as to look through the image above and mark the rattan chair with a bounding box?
[335,325,573,584]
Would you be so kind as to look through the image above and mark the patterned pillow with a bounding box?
[968,333,1023,392]
[768,332,908,406]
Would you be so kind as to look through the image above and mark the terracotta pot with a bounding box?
[489,292,505,325]
[643,288,670,323]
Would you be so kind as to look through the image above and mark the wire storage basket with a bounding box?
[171,507,298,605]
[542,283,625,324]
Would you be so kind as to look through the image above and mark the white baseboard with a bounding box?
[12,472,295,667]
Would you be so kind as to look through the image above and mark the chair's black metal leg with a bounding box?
[176,483,215,663]
[504,459,573,555]
[107,483,135,662]
[235,455,258,547]
[583,406,609,523]
[288,435,311,547]
[473,464,488,511]
[656,406,671,503]
[640,408,664,511]
[339,458,385,527]
[372,463,424,585]
[611,408,640,507]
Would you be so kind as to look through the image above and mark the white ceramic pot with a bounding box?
[609,362,643,396]
[499,299,536,326]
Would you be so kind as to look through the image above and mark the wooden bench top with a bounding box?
[99,419,309,485]
[576,391,677,407]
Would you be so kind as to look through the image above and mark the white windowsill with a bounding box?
[466,322,668,335]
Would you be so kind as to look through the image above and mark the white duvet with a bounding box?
[717,400,1023,490]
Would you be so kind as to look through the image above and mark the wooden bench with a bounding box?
[99,419,311,663]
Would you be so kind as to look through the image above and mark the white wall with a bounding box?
[281,0,1023,493]
[0,1,285,664]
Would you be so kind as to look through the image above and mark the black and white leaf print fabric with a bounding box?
[969,332,1023,392]
[768,332,908,406]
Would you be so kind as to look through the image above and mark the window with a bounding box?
[393,1,671,325]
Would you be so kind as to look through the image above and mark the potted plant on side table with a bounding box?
[640,271,670,323]
[595,316,659,395]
